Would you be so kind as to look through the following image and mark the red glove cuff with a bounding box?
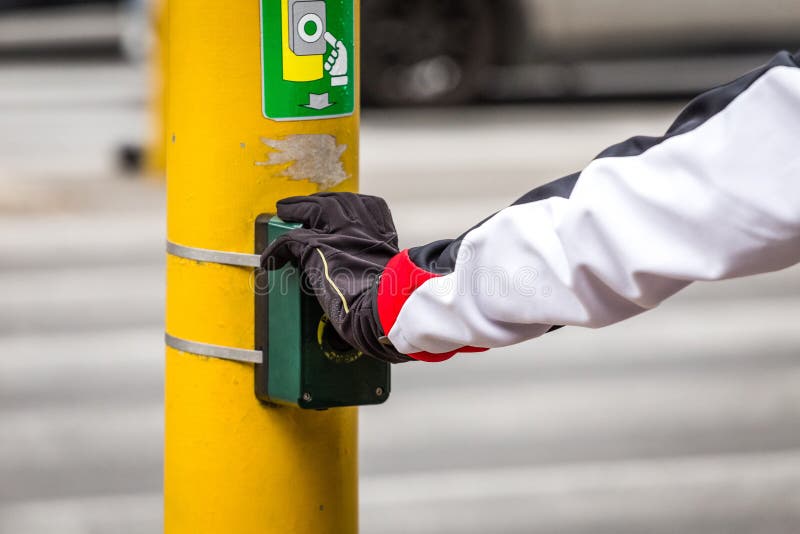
[376,250,487,362]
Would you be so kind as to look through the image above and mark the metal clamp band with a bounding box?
[165,241,263,364]
[167,240,261,268]
[165,333,263,364]
[165,241,263,363]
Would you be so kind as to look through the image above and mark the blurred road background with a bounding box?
[1,2,800,533]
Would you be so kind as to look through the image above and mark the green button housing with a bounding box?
[255,215,391,409]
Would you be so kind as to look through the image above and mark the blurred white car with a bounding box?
[362,0,800,105]
[0,0,150,61]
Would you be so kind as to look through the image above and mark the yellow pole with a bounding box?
[164,1,360,532]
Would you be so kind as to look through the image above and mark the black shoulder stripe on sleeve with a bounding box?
[407,50,798,276]
[510,172,581,206]
[597,50,798,159]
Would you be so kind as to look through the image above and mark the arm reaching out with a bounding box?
[263,50,800,363]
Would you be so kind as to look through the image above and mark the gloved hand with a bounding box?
[260,193,411,363]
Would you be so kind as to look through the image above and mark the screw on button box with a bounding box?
[254,215,391,409]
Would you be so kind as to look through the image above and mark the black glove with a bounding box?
[260,193,411,363]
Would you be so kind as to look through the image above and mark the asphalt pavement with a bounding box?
[1,62,799,534]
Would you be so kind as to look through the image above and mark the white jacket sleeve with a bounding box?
[375,50,800,360]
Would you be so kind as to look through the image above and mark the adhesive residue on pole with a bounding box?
[260,0,355,121]
[257,134,348,190]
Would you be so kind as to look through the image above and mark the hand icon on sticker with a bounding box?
[324,32,348,87]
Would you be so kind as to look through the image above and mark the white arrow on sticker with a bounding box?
[304,93,334,110]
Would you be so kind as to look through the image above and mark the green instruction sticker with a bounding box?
[260,0,355,121]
